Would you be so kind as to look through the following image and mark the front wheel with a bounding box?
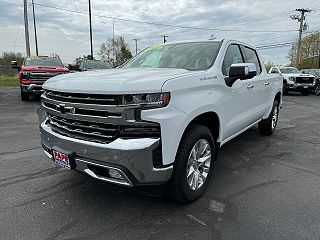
[258,100,279,136]
[314,85,320,96]
[167,124,216,203]
[283,83,288,95]
[20,87,29,101]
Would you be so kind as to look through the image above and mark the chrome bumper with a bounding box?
[21,84,44,93]
[288,83,315,90]
[40,121,173,186]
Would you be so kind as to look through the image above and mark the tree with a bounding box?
[0,52,24,76]
[288,32,320,69]
[264,60,275,72]
[98,36,132,67]
[49,53,60,58]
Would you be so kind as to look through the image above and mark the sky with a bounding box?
[0,0,320,65]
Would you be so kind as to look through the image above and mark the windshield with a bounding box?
[123,42,222,71]
[280,67,300,74]
[84,60,112,69]
[303,69,320,78]
[25,57,63,67]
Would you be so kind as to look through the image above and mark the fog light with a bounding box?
[109,169,123,179]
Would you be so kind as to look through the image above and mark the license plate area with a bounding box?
[52,147,76,169]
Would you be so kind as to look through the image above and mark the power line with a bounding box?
[256,41,293,49]
[13,8,23,52]
[257,42,292,48]
[33,2,298,33]
[255,39,320,50]
[217,11,290,29]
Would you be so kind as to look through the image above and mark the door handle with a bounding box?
[247,85,254,89]
[265,82,270,86]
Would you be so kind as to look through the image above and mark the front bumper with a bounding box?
[286,83,315,91]
[21,84,44,94]
[40,120,173,187]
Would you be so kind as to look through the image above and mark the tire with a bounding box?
[301,91,309,96]
[282,84,288,95]
[315,85,320,96]
[258,100,279,136]
[20,87,29,101]
[167,124,216,203]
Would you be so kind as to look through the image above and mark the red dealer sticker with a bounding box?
[53,150,71,169]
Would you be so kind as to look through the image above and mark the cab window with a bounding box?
[222,44,244,76]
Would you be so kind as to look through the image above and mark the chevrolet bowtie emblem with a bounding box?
[56,104,75,114]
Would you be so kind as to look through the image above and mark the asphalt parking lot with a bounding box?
[0,88,320,240]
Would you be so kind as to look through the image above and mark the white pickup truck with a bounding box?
[40,39,283,203]
[269,66,315,95]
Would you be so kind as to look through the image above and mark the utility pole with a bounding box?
[23,0,31,56]
[88,0,93,59]
[31,0,38,56]
[161,34,168,43]
[318,41,320,68]
[291,8,312,66]
[133,39,139,55]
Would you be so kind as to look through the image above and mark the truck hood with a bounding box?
[282,73,314,78]
[22,66,70,73]
[43,68,194,94]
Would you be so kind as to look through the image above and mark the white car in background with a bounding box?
[269,66,315,95]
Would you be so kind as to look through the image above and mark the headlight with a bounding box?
[20,71,30,80]
[121,92,170,108]
[288,77,295,82]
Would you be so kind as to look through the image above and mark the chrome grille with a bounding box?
[48,114,119,143]
[29,72,60,82]
[296,77,314,84]
[42,90,160,144]
[45,90,121,105]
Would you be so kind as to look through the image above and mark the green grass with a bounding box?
[0,75,19,87]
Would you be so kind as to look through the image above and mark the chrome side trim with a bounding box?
[221,119,261,146]
[76,158,133,187]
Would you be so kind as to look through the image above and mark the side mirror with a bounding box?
[11,60,21,71]
[225,63,257,87]
[67,64,80,71]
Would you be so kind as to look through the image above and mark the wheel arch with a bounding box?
[275,91,281,104]
[183,111,221,142]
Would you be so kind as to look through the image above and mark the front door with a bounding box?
[221,44,256,140]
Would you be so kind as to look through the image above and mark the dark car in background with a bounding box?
[11,56,70,101]
[301,69,320,95]
[68,58,112,72]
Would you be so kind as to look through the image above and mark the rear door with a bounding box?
[241,46,270,120]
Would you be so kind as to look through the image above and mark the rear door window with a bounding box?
[243,47,262,74]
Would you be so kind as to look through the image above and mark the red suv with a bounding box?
[11,56,70,101]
